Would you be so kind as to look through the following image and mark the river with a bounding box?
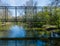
[0,25,46,46]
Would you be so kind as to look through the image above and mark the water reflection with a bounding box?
[8,25,26,38]
[37,40,46,46]
[0,25,46,46]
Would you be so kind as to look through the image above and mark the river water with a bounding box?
[8,25,26,38]
[0,25,46,46]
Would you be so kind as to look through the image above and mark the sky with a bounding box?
[1,0,50,6]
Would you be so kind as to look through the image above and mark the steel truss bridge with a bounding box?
[0,6,53,22]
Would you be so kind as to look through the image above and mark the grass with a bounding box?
[0,22,13,31]
[0,22,28,31]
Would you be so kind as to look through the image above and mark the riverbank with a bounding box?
[0,22,59,37]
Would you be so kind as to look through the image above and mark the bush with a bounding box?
[31,22,45,28]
